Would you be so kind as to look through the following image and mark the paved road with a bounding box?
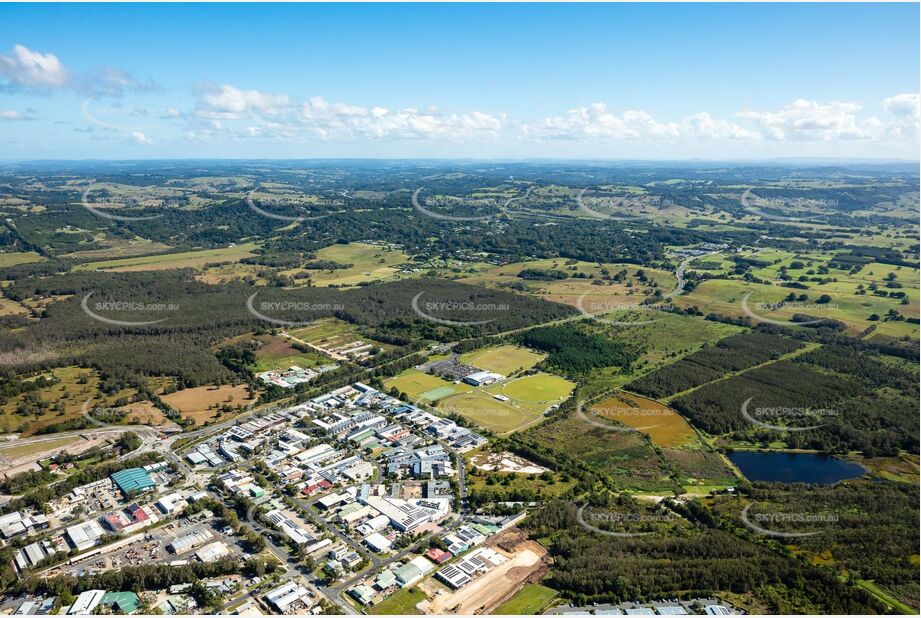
[665,250,720,300]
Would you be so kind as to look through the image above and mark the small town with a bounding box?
[0,381,739,615]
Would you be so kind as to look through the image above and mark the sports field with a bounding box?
[438,371,574,434]
[437,391,529,433]
[459,344,545,375]
[385,369,472,401]
[496,372,574,404]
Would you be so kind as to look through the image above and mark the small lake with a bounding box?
[729,450,866,484]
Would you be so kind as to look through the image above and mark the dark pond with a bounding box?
[729,450,865,484]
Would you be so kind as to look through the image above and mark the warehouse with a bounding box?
[111,467,156,497]
[195,541,230,562]
[168,529,214,554]
[65,520,106,551]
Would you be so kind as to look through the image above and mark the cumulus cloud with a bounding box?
[735,99,881,141]
[194,84,290,120]
[527,96,919,144]
[529,103,756,141]
[882,93,920,139]
[129,131,152,145]
[297,97,503,140]
[0,44,70,90]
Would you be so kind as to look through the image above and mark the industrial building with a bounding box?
[110,467,156,496]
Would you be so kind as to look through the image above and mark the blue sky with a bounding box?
[0,3,918,159]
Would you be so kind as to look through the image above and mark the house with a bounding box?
[425,547,452,564]
[349,585,377,606]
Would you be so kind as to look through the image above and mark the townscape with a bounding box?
[0,2,918,616]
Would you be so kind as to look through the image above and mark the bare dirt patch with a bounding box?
[420,529,549,615]
[469,451,548,475]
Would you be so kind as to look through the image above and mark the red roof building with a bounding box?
[425,548,453,564]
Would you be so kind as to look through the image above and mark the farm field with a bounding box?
[61,237,174,261]
[459,344,545,375]
[462,258,677,309]
[590,393,697,448]
[492,583,559,615]
[72,242,260,272]
[298,242,413,287]
[0,297,29,316]
[0,251,45,268]
[160,384,256,426]
[678,259,919,339]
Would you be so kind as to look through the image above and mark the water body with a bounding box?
[729,450,865,484]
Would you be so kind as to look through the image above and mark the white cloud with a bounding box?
[882,93,920,139]
[0,44,70,89]
[530,103,756,141]
[297,97,503,140]
[129,131,152,145]
[735,99,879,141]
[195,84,290,120]
[0,110,30,121]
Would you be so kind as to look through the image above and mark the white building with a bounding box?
[264,581,312,613]
[68,590,106,615]
[364,532,392,553]
[195,541,230,562]
[65,520,106,551]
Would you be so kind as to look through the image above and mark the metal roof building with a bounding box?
[111,467,156,496]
